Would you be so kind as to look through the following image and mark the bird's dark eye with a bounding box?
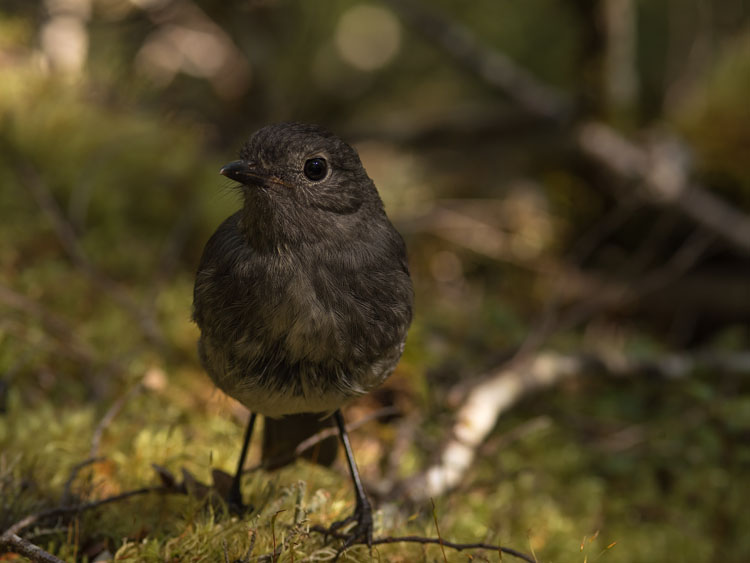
[303,157,328,181]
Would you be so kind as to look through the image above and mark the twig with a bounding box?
[3,486,172,538]
[577,122,750,255]
[400,349,750,501]
[632,228,714,295]
[516,215,714,372]
[0,482,170,562]
[270,510,284,563]
[548,227,714,337]
[0,533,65,563]
[430,498,448,563]
[2,471,538,562]
[566,199,643,265]
[310,525,536,563]
[61,457,105,505]
[381,0,571,121]
[376,536,535,563]
[90,383,144,457]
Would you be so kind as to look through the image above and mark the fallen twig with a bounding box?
[61,456,105,505]
[310,525,536,563]
[2,476,536,563]
[0,532,65,563]
[90,383,144,457]
[1,486,173,562]
[2,485,173,538]
[399,349,750,501]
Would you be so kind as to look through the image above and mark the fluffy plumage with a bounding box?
[193,122,413,419]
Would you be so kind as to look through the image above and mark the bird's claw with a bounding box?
[327,501,373,550]
[228,497,254,516]
[211,468,254,516]
[226,486,254,516]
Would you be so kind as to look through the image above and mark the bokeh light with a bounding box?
[334,4,401,71]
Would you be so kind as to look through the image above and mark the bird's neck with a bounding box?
[238,192,285,251]
[239,189,375,253]
[241,190,330,252]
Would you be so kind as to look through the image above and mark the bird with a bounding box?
[192,122,413,546]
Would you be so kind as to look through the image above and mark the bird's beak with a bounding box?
[219,160,267,186]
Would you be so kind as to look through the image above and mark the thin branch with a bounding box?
[61,457,105,505]
[0,533,65,563]
[310,525,536,563]
[4,478,535,563]
[1,485,186,562]
[549,227,714,336]
[373,535,535,562]
[577,122,750,255]
[399,349,750,501]
[90,384,144,457]
[567,199,643,265]
[381,0,571,121]
[3,486,172,538]
[430,498,448,563]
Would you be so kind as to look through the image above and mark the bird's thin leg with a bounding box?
[331,408,373,547]
[228,412,257,512]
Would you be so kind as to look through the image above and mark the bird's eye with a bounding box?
[303,157,328,181]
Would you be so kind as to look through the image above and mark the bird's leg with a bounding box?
[329,409,373,548]
[228,412,257,514]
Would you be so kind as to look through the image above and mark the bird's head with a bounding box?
[221,122,381,219]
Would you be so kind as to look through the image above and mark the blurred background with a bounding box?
[1,0,749,561]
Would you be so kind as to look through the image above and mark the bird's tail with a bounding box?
[261,412,338,469]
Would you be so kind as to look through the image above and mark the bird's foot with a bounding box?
[211,468,253,516]
[224,475,257,516]
[227,489,254,516]
[327,500,373,550]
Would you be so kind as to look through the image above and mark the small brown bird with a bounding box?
[192,122,413,545]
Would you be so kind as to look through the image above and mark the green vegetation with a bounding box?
[2,2,749,561]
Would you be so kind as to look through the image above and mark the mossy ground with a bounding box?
[3,357,748,562]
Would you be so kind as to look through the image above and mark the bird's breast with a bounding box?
[269,269,346,364]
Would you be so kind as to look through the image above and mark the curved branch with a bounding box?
[400,349,750,502]
[578,122,750,255]
[381,0,572,121]
[0,533,65,563]
[310,525,536,563]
